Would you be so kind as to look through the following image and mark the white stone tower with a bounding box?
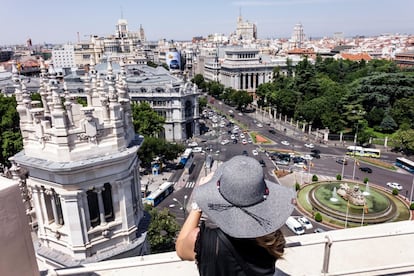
[11,57,148,267]
[291,23,306,48]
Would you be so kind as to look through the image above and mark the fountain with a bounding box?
[363,182,370,196]
[304,181,409,226]
[330,186,339,202]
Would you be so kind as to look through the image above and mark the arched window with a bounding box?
[184,100,193,118]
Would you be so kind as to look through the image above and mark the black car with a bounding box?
[359,167,372,173]
[311,149,321,154]
[259,159,266,167]
[242,150,248,156]
[268,129,276,134]
[310,152,320,159]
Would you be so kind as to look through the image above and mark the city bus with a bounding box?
[395,157,414,174]
[346,146,381,158]
[179,148,194,167]
[144,181,175,207]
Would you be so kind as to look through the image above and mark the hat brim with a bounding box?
[194,169,295,238]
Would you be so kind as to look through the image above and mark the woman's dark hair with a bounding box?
[255,229,286,259]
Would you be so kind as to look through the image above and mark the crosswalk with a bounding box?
[184,181,196,188]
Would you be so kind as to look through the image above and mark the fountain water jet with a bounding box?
[330,186,339,202]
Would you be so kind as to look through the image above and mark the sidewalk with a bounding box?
[141,171,173,196]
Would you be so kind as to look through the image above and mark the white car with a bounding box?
[242,139,247,145]
[230,134,236,140]
[386,182,403,190]
[297,216,313,230]
[302,154,313,160]
[252,150,259,156]
[240,133,245,139]
[188,141,198,147]
[304,143,315,148]
[192,147,203,153]
[220,139,230,145]
[256,123,263,128]
[281,140,290,146]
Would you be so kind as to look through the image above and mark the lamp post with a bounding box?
[352,123,359,180]
[173,195,188,218]
[341,156,346,180]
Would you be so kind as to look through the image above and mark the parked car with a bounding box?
[252,150,259,156]
[242,150,248,156]
[285,216,305,235]
[297,216,313,230]
[242,139,248,145]
[359,167,372,173]
[259,159,266,167]
[386,182,403,190]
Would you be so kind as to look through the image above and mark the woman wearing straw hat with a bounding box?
[176,155,295,275]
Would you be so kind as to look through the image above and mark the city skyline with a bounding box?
[1,0,413,45]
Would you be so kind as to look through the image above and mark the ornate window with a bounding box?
[87,189,100,227]
[102,183,114,222]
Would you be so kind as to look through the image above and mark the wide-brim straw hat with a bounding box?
[194,155,295,238]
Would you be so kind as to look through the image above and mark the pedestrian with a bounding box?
[176,155,295,275]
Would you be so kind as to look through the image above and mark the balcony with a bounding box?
[47,220,414,276]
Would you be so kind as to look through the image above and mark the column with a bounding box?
[49,191,59,224]
[97,188,106,225]
[273,109,277,121]
[246,73,250,89]
[81,192,91,230]
[77,193,90,243]
[242,73,246,89]
[39,187,49,225]
[253,73,257,89]
[302,122,306,132]
[31,187,45,235]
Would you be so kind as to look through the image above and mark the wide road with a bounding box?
[162,98,413,235]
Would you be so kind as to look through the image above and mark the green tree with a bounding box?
[393,128,414,154]
[379,114,398,133]
[144,205,180,253]
[132,102,165,137]
[138,137,184,168]
[0,95,22,166]
[198,96,207,114]
[191,74,206,91]
[230,90,253,110]
[206,81,224,98]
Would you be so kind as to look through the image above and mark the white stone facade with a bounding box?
[10,58,148,266]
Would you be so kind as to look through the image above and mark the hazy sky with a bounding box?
[1,0,413,45]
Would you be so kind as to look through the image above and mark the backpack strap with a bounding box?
[216,229,255,276]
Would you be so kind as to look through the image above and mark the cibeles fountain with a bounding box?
[302,181,410,226]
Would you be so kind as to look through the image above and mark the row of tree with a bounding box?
[192,57,414,154]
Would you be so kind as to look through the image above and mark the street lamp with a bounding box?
[173,195,188,218]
